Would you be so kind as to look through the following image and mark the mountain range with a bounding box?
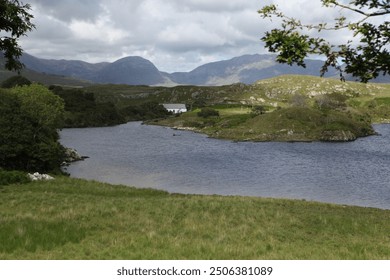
[1,53,389,86]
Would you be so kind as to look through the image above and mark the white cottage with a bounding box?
[162,104,187,114]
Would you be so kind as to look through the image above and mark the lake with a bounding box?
[60,122,390,209]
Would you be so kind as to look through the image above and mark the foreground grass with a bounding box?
[1,177,389,259]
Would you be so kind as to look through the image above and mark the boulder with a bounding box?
[62,148,88,166]
[28,172,54,181]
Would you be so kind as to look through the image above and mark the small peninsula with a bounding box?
[148,75,389,142]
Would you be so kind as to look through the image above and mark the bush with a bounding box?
[289,93,308,107]
[197,107,220,118]
[251,105,268,116]
[1,76,31,88]
[0,169,30,186]
[315,93,348,110]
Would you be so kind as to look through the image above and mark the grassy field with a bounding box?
[1,177,389,260]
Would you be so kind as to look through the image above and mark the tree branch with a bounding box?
[332,1,390,17]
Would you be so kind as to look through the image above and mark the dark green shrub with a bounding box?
[251,105,268,116]
[197,107,220,118]
[0,169,30,186]
[1,76,31,88]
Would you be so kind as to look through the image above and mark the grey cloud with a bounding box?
[29,0,104,22]
[170,0,258,13]
[24,0,339,72]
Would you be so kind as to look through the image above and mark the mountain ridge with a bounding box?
[1,53,389,86]
[19,54,166,85]
[165,54,341,85]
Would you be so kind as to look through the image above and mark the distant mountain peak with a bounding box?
[13,53,390,86]
[20,54,164,85]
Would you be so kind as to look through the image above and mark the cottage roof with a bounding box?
[162,104,187,110]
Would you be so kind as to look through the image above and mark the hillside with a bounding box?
[86,75,390,109]
[10,53,390,86]
[147,75,390,142]
[18,54,165,86]
[0,55,91,87]
[94,56,166,85]
[166,54,339,86]
[19,53,108,80]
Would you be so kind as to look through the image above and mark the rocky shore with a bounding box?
[62,148,88,166]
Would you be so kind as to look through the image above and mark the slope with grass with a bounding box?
[151,75,390,142]
[0,177,389,259]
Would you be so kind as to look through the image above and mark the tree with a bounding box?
[259,0,390,82]
[0,0,35,71]
[0,84,65,172]
[50,86,127,127]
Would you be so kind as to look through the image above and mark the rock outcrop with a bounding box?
[62,148,88,166]
[320,130,357,142]
[28,172,54,181]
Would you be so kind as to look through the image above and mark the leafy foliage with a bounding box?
[50,86,125,127]
[0,75,31,88]
[50,86,172,127]
[0,84,65,172]
[0,0,35,71]
[120,101,172,121]
[259,0,390,82]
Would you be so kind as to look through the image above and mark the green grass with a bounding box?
[154,106,375,142]
[0,169,31,186]
[0,177,389,259]
[149,75,390,142]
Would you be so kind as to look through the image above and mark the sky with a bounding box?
[17,0,376,73]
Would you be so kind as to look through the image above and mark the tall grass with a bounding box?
[0,177,389,259]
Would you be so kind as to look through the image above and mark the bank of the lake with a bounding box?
[1,176,389,260]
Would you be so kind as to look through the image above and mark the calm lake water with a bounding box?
[60,122,390,209]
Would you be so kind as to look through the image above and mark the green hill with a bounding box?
[86,75,390,109]
[147,75,390,142]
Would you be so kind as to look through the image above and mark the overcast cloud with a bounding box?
[18,0,377,72]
